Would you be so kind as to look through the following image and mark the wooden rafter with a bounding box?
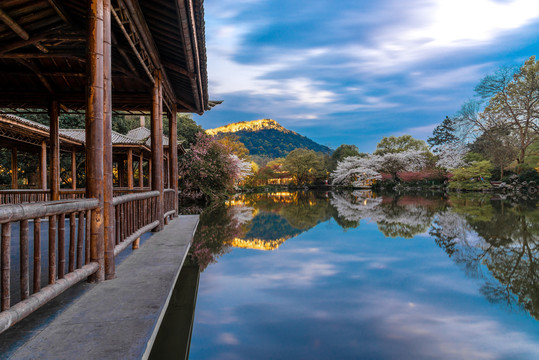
[0,7,29,40]
[17,59,55,94]
[175,0,202,114]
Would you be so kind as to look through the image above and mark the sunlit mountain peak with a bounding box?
[206,119,296,136]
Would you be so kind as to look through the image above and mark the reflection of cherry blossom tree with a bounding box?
[330,191,382,223]
[330,192,440,238]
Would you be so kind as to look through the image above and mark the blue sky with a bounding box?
[197,0,539,152]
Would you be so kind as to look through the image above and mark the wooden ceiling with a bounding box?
[0,0,208,114]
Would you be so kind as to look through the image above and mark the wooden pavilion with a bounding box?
[0,0,210,333]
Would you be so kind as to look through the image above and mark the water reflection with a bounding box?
[187,191,539,359]
[431,195,539,319]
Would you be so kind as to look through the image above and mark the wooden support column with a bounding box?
[49,100,60,200]
[165,156,169,189]
[151,70,164,231]
[138,152,144,188]
[71,150,77,189]
[148,158,152,188]
[103,0,114,280]
[86,0,105,282]
[40,141,47,190]
[168,105,178,216]
[127,149,133,189]
[10,147,17,189]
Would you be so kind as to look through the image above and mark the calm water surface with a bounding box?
[187,191,539,360]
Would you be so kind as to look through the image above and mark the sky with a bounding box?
[196,0,539,152]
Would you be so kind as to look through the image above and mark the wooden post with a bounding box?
[103,0,115,280]
[127,148,133,190]
[11,147,17,189]
[151,70,164,230]
[40,141,47,190]
[86,0,105,282]
[139,153,144,188]
[165,156,169,189]
[148,158,152,188]
[49,100,60,201]
[71,150,77,190]
[168,105,178,216]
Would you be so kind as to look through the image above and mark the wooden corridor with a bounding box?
[0,0,211,335]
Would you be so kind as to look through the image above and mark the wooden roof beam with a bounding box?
[17,59,55,94]
[114,0,184,113]
[0,52,83,59]
[0,7,29,40]
[46,0,72,25]
[0,29,83,54]
[186,0,205,113]
[175,0,202,114]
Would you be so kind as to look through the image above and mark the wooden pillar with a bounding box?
[165,156,169,189]
[127,148,133,190]
[10,147,17,189]
[168,105,178,216]
[148,158,152,188]
[71,150,77,189]
[151,70,164,231]
[138,153,144,188]
[86,0,105,282]
[103,0,114,280]
[49,101,60,200]
[40,141,47,190]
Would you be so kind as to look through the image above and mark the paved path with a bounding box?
[8,215,199,360]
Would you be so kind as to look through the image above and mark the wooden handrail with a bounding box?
[0,199,98,223]
[0,198,99,333]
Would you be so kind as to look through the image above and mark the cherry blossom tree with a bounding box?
[435,143,468,170]
[331,149,428,185]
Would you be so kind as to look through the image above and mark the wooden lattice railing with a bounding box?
[0,199,100,333]
[0,188,152,205]
[112,191,160,256]
[0,188,178,333]
[163,188,176,222]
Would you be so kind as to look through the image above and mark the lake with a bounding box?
[185,191,539,360]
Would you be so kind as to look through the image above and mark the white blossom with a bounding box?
[229,154,253,181]
[435,144,467,170]
[331,149,428,186]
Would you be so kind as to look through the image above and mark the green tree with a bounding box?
[469,124,518,178]
[176,113,204,149]
[457,56,539,169]
[449,160,493,190]
[374,135,430,155]
[282,148,325,185]
[428,116,459,150]
[216,134,250,159]
[330,144,362,170]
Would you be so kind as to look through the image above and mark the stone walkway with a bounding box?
[6,215,199,360]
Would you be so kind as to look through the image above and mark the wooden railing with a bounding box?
[112,191,160,256]
[0,190,49,204]
[163,189,176,222]
[0,189,86,204]
[0,199,100,333]
[0,188,178,332]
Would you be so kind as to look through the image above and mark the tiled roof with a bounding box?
[0,113,50,131]
[1,113,83,145]
[60,129,147,146]
[127,126,178,147]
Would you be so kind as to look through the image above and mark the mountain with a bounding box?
[206,119,332,158]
